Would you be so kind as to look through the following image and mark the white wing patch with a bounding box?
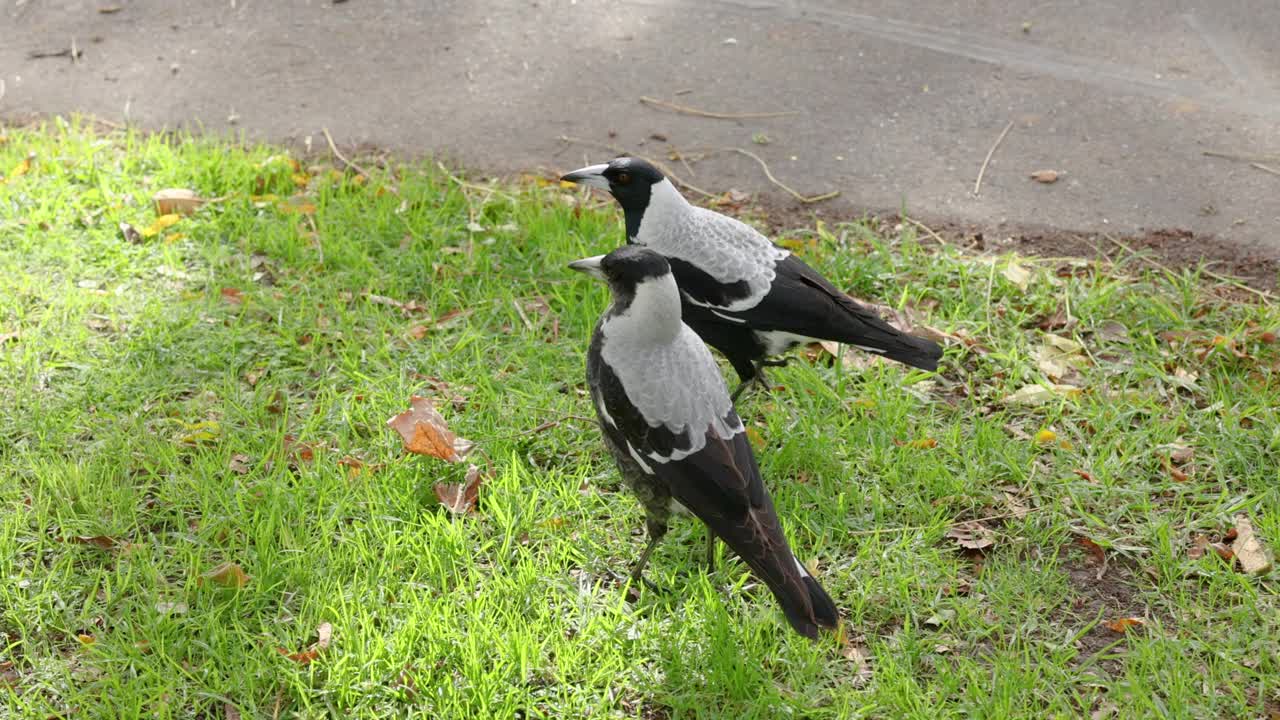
[601,322,744,460]
[634,180,787,312]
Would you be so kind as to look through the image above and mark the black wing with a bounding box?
[675,253,942,371]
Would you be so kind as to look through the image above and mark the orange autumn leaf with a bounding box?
[896,437,938,449]
[278,622,332,665]
[386,395,474,462]
[1077,536,1106,564]
[220,287,244,305]
[201,561,251,589]
[1105,617,1144,634]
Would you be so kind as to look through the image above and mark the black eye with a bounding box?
[616,172,632,185]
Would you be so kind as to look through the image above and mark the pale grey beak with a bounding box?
[560,163,611,191]
[568,254,607,281]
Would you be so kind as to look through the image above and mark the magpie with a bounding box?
[570,245,839,639]
[562,157,943,399]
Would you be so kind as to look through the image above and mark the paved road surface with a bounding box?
[4,0,1279,266]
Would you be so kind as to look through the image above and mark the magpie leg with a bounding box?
[629,519,668,593]
[760,357,793,369]
[704,524,717,572]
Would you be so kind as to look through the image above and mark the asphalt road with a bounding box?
[4,0,1279,266]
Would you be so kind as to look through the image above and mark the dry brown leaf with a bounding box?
[408,324,429,340]
[1029,169,1060,184]
[1188,534,1210,560]
[201,561,251,589]
[895,437,938,449]
[1001,259,1033,292]
[1002,383,1082,406]
[229,454,252,475]
[243,367,266,386]
[386,395,474,462]
[434,464,485,515]
[1104,617,1144,634]
[278,621,333,665]
[1162,456,1189,482]
[1232,515,1274,576]
[283,434,319,465]
[119,222,143,244]
[945,521,995,550]
[1077,536,1106,564]
[1161,444,1194,465]
[220,287,244,305]
[152,188,204,216]
[67,535,124,551]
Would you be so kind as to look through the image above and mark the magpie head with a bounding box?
[569,246,682,335]
[568,244,671,290]
[561,157,666,215]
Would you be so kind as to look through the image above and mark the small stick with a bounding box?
[321,127,373,182]
[847,509,1035,537]
[71,36,79,65]
[973,120,1014,196]
[1201,269,1276,305]
[639,95,799,120]
[1203,150,1280,163]
[1251,162,1280,177]
[726,147,840,203]
[903,216,949,246]
[512,298,534,331]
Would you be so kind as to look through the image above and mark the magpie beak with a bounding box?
[560,163,611,191]
[568,254,607,281]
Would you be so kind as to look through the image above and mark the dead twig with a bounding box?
[557,135,717,199]
[321,127,374,184]
[903,216,950,246]
[1201,269,1276,305]
[1202,150,1280,163]
[847,509,1035,537]
[973,120,1014,196]
[639,95,799,120]
[725,147,840,203]
[1250,162,1280,177]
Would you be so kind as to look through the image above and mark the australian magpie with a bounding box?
[562,157,943,399]
[570,245,839,639]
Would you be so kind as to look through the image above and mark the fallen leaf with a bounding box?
[1001,259,1033,292]
[1073,469,1095,483]
[1167,367,1199,391]
[1034,429,1057,444]
[1161,456,1189,482]
[1232,515,1274,576]
[224,702,241,720]
[1096,321,1129,343]
[278,621,333,665]
[1002,491,1031,519]
[152,188,204,216]
[1029,169,1060,184]
[1077,536,1106,564]
[228,454,252,475]
[154,601,188,615]
[434,464,485,515]
[139,213,182,238]
[178,420,221,445]
[201,562,251,589]
[1104,617,1144,634]
[1161,444,1194,465]
[408,324,429,340]
[77,633,96,645]
[387,396,474,462]
[337,455,382,477]
[895,437,938,449]
[119,222,143,244]
[1036,333,1087,381]
[745,426,765,448]
[924,608,956,627]
[1002,383,1082,406]
[836,626,874,688]
[283,434,319,464]
[2,153,33,183]
[68,535,124,551]
[243,367,266,386]
[945,521,995,550]
[220,287,244,305]
[1188,534,1209,560]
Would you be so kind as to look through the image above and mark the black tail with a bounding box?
[770,557,840,639]
[834,315,944,371]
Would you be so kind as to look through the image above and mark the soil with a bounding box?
[752,197,1280,293]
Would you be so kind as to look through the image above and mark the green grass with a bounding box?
[1,117,1278,719]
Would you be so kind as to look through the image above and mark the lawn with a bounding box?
[1,118,1278,719]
